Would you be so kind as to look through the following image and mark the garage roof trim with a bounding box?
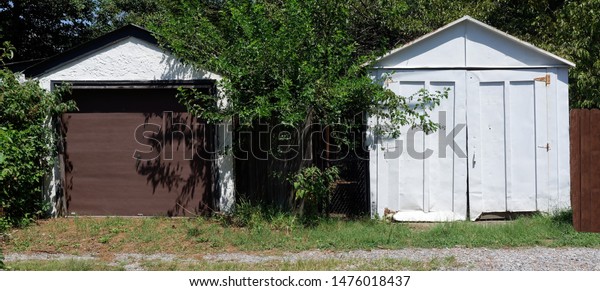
[23,25,159,77]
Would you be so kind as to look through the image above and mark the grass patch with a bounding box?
[4,257,461,271]
[1,210,599,257]
[7,259,124,271]
[139,256,461,271]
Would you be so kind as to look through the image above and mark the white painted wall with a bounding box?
[36,37,235,216]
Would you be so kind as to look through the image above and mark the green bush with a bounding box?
[290,166,340,222]
[0,43,75,231]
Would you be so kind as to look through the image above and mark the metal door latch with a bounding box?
[538,143,551,151]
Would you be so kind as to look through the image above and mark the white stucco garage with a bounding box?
[23,25,234,216]
[367,16,574,221]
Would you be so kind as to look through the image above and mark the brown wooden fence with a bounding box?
[570,109,600,232]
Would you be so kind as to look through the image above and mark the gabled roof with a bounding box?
[23,25,158,77]
[369,16,575,69]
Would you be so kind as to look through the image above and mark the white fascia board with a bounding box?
[366,16,575,69]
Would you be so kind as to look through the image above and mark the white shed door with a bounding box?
[466,69,549,218]
[374,70,468,221]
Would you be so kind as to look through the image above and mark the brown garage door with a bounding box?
[62,88,213,216]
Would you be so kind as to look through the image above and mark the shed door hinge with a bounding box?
[534,74,551,86]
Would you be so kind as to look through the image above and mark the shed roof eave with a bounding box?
[369,64,575,70]
[365,15,575,69]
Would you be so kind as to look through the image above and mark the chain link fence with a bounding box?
[327,155,370,217]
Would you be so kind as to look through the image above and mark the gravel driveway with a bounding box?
[5,247,600,271]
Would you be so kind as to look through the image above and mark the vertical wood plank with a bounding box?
[570,110,582,231]
[580,109,591,231]
[589,109,600,232]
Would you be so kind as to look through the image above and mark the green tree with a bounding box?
[482,0,565,42]
[92,0,168,34]
[0,0,97,63]
[0,0,166,65]
[152,0,447,210]
[340,0,570,65]
[154,0,444,132]
[545,0,600,108]
[0,43,75,230]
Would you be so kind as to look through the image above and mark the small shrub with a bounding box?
[290,166,340,222]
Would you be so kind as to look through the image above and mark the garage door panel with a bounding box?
[63,107,212,216]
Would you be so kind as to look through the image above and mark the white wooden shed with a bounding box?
[367,16,574,221]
